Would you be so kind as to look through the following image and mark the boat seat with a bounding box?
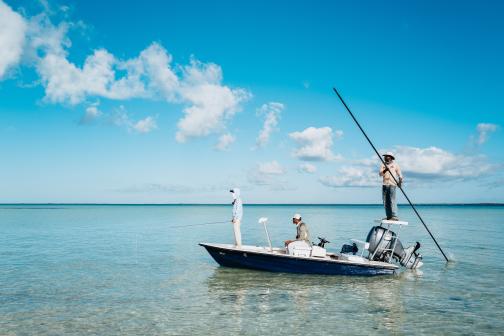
[287,241,311,257]
[350,239,369,257]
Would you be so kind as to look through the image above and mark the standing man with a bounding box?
[230,188,243,247]
[379,152,403,221]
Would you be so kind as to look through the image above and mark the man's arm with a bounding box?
[396,164,403,186]
[379,164,387,177]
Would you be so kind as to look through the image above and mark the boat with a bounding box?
[200,218,423,276]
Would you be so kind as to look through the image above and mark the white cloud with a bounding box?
[175,60,250,142]
[320,144,498,189]
[255,102,284,148]
[38,49,144,104]
[26,13,69,59]
[133,116,157,134]
[23,12,148,105]
[248,160,287,187]
[391,146,494,179]
[319,166,377,188]
[110,105,156,134]
[137,42,178,101]
[0,1,27,79]
[298,163,317,174]
[476,123,499,145]
[258,160,285,175]
[215,133,235,151]
[80,102,101,124]
[0,7,249,142]
[289,126,342,161]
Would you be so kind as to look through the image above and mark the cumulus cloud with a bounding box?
[0,1,27,79]
[319,144,499,189]
[138,43,178,101]
[289,126,342,161]
[321,145,497,189]
[176,60,250,142]
[0,6,249,142]
[215,133,235,151]
[248,160,287,186]
[258,160,285,175]
[38,49,148,104]
[390,146,494,180]
[109,105,157,134]
[298,163,317,174]
[79,102,101,124]
[255,102,284,148]
[133,116,157,134]
[319,166,377,188]
[475,123,499,145]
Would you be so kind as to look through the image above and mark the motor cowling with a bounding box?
[366,226,423,269]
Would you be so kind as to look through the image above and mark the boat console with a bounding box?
[286,240,327,258]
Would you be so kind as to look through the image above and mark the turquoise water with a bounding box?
[1,204,503,335]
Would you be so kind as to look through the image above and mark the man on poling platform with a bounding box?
[379,152,403,221]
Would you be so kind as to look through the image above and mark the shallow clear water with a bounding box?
[1,204,503,335]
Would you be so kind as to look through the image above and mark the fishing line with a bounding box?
[171,220,230,229]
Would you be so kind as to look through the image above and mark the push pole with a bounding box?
[332,87,450,262]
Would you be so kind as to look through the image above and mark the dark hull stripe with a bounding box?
[200,244,395,276]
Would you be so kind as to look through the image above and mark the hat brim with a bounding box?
[382,154,395,160]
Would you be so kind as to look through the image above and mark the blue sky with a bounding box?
[0,0,503,203]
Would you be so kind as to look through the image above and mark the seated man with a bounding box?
[284,213,310,246]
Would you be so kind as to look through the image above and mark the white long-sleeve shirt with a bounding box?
[232,198,243,221]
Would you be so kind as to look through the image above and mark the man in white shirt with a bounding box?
[230,188,243,247]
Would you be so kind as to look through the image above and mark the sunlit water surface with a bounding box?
[1,204,503,335]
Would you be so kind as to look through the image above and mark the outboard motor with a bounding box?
[340,243,359,255]
[366,226,423,269]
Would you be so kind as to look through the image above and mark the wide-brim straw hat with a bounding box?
[382,151,395,160]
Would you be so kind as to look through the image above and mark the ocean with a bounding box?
[1,204,503,335]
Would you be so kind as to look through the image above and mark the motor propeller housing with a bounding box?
[366,226,423,269]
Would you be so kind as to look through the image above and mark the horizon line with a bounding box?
[0,203,503,206]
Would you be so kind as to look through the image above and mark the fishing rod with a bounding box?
[332,87,450,262]
[171,220,230,229]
